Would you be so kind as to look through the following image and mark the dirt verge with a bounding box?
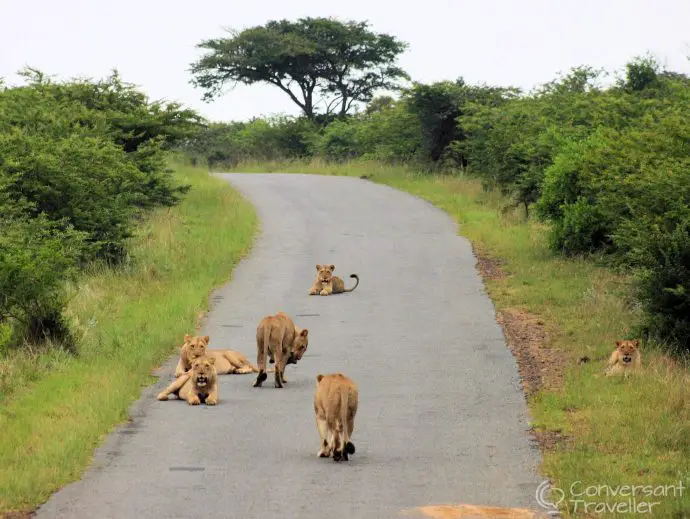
[473,246,568,451]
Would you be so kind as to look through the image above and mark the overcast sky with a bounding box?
[2,0,689,122]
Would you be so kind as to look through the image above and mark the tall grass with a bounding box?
[0,163,257,512]
[227,159,690,517]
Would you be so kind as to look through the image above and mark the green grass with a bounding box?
[227,158,690,517]
[0,162,257,512]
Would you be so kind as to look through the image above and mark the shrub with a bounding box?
[632,218,690,348]
[0,216,85,345]
[0,129,145,261]
[0,69,203,344]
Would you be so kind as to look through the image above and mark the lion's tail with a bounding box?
[344,274,359,292]
[340,386,349,439]
[339,386,354,455]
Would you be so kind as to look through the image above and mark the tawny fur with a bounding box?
[605,339,641,377]
[158,355,219,405]
[314,373,358,462]
[174,334,264,377]
[309,264,359,296]
[254,312,309,389]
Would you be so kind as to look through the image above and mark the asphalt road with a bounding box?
[36,173,544,519]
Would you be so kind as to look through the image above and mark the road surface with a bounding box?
[36,173,544,518]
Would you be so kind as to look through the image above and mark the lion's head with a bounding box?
[190,355,216,388]
[315,264,335,284]
[183,334,210,363]
[615,339,640,364]
[288,328,309,364]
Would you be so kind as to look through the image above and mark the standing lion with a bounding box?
[254,312,309,388]
[314,373,358,462]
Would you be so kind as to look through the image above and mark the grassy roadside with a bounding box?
[229,159,690,517]
[0,162,257,512]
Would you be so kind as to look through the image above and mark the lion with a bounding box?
[157,355,218,405]
[254,311,309,389]
[174,334,262,377]
[314,373,358,462]
[605,339,641,376]
[309,264,359,296]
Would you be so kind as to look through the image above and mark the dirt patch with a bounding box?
[497,308,564,396]
[530,427,570,451]
[472,245,507,281]
[497,308,570,451]
[1,511,36,519]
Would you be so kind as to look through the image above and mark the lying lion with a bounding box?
[309,264,359,296]
[175,334,262,377]
[254,311,309,389]
[605,339,641,377]
[314,373,358,462]
[157,355,218,405]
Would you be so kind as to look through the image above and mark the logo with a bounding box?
[535,480,564,516]
[535,479,686,515]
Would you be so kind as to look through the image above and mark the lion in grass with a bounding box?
[309,264,359,296]
[605,339,641,377]
[157,355,218,405]
[254,312,309,389]
[174,334,262,377]
[314,373,358,462]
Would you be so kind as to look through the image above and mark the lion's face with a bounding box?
[289,328,309,364]
[615,340,639,364]
[184,334,210,361]
[316,264,335,284]
[191,356,215,387]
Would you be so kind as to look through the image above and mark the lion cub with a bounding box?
[158,355,218,405]
[175,334,260,377]
[309,264,359,296]
[254,312,309,389]
[314,373,358,462]
[605,339,641,376]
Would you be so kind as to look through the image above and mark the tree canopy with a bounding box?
[190,17,409,119]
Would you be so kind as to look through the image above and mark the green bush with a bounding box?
[0,130,144,261]
[0,69,203,344]
[632,218,690,348]
[316,120,362,161]
[0,216,85,345]
[538,106,690,261]
[548,198,609,255]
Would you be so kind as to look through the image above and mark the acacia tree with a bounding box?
[190,17,409,120]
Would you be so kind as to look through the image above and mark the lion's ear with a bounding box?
[300,329,309,337]
[316,374,324,383]
[615,340,621,347]
[184,334,191,342]
[208,356,215,365]
[633,339,640,347]
[328,264,335,271]
[316,264,322,271]
[202,335,210,344]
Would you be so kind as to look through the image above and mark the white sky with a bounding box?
[1,0,689,122]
